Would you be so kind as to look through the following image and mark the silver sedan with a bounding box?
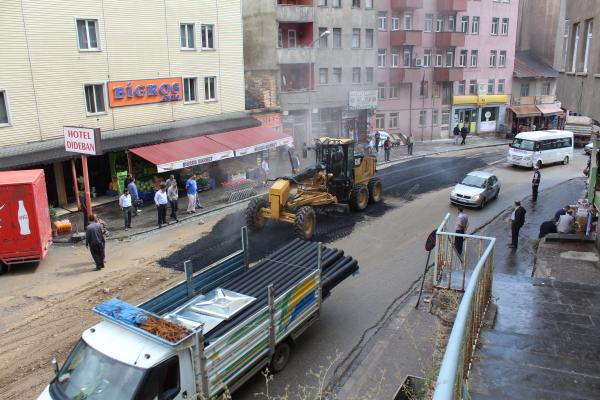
[450,171,501,208]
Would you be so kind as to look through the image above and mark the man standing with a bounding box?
[79,191,88,229]
[460,125,468,145]
[454,208,469,256]
[509,200,526,248]
[85,214,105,270]
[155,183,168,228]
[119,188,133,230]
[383,137,392,161]
[531,165,541,202]
[167,180,179,222]
[453,125,460,144]
[127,177,141,216]
[261,157,270,186]
[374,131,381,153]
[186,174,197,213]
[407,133,414,155]
[165,174,176,191]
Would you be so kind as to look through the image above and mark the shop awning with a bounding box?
[509,105,541,118]
[129,136,235,172]
[207,126,293,157]
[536,103,563,116]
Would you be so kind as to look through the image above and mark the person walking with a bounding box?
[383,137,392,161]
[79,191,89,229]
[454,207,469,257]
[509,200,526,248]
[407,133,414,155]
[453,125,460,144]
[85,214,105,270]
[261,157,270,186]
[460,125,468,145]
[186,174,197,214]
[155,183,168,228]
[167,180,179,222]
[119,188,133,230]
[531,165,541,202]
[127,177,141,216]
[374,131,381,153]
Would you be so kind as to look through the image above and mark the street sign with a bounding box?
[63,127,102,155]
[349,90,378,110]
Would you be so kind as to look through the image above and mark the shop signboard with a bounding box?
[235,136,294,157]
[107,77,183,107]
[349,90,378,110]
[157,150,234,173]
[63,126,102,155]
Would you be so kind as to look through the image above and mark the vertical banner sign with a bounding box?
[64,127,102,155]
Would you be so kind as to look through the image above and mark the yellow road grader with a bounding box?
[245,137,382,240]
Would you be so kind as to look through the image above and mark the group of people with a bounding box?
[371,131,414,162]
[453,125,469,145]
[539,204,598,238]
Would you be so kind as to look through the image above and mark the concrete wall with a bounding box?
[517,0,562,67]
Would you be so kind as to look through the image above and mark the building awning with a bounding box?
[509,105,541,118]
[207,126,293,157]
[129,136,235,172]
[536,103,563,116]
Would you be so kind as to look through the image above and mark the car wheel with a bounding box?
[563,156,569,165]
[479,197,486,209]
[494,189,500,200]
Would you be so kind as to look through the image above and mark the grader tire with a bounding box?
[245,196,269,231]
[294,206,316,240]
[367,178,383,204]
[349,184,369,211]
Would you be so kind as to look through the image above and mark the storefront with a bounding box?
[536,103,564,129]
[507,104,541,135]
[452,95,509,134]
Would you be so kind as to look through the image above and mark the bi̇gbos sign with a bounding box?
[64,127,102,155]
[107,77,183,107]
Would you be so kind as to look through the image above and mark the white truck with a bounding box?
[38,228,358,399]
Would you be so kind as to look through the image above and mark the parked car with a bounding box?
[585,142,593,155]
[450,171,501,208]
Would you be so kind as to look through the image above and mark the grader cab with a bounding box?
[245,137,382,240]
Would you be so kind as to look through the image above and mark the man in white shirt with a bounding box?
[557,210,575,234]
[261,158,270,186]
[154,183,169,228]
[119,188,133,230]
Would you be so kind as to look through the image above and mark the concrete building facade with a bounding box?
[243,0,378,147]
[376,0,517,141]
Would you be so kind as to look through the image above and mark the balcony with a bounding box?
[277,4,314,23]
[434,67,464,81]
[277,47,313,64]
[435,31,465,48]
[389,67,422,84]
[391,0,423,10]
[437,0,468,12]
[390,30,423,47]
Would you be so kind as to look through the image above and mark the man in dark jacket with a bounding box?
[85,214,105,270]
[531,165,541,202]
[539,220,557,239]
[460,126,468,145]
[453,125,460,144]
[509,200,526,248]
[79,191,88,229]
[374,131,381,153]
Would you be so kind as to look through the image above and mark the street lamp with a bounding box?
[307,30,330,143]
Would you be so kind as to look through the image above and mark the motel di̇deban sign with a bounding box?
[64,127,102,156]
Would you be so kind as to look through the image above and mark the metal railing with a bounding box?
[432,213,496,400]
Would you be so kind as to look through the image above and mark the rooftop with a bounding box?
[513,50,559,79]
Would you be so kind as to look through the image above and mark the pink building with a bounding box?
[376,0,518,140]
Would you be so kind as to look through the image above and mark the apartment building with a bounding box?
[376,0,517,140]
[0,0,258,207]
[244,0,378,146]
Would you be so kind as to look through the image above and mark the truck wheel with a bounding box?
[245,196,269,231]
[294,206,316,240]
[367,178,383,204]
[270,341,292,374]
[349,184,369,211]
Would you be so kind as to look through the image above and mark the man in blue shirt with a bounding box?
[127,177,142,216]
[186,174,199,213]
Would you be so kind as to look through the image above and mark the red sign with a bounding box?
[107,77,183,107]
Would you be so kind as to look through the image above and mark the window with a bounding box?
[448,15,455,32]
[84,84,106,114]
[497,79,505,93]
[365,29,374,48]
[541,81,551,96]
[365,0,374,9]
[461,16,469,33]
[378,48,387,67]
[391,49,400,67]
[317,0,327,6]
[183,77,197,103]
[489,50,497,66]
[403,48,411,67]
[352,28,361,48]
[333,28,342,48]
[352,67,361,83]
[389,85,400,98]
[0,91,9,125]
[469,79,477,95]
[404,13,413,30]
[136,356,180,400]
[498,50,506,67]
[561,20,569,70]
[352,0,360,8]
[378,12,387,31]
[204,76,217,101]
[389,113,399,129]
[436,17,443,32]
[423,49,432,67]
[332,0,341,7]
[446,49,454,67]
[319,68,328,84]
[583,20,593,73]
[366,67,374,83]
[491,18,499,35]
[432,109,439,125]
[319,27,328,48]
[487,79,494,94]
[376,113,385,129]
[288,29,297,48]
[471,17,480,34]
[435,50,442,66]
[420,80,428,97]
[459,50,467,67]
[419,110,427,126]
[501,18,509,35]
[201,24,215,49]
[278,28,283,48]
[180,23,195,49]
[425,14,433,32]
[77,19,99,50]
[571,23,580,72]
[470,50,478,67]
[378,83,386,99]
[433,83,440,97]
[520,83,529,97]
[458,80,465,95]
[332,68,342,84]
[392,17,400,31]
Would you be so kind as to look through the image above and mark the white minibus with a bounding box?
[507,130,574,168]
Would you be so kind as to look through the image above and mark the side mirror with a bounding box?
[52,356,60,376]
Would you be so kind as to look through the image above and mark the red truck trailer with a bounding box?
[0,169,52,273]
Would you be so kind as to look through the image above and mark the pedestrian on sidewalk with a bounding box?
[557,210,575,233]
[119,188,133,230]
[383,137,392,161]
[165,174,176,192]
[127,177,141,216]
[186,174,197,213]
[509,200,526,248]
[374,131,381,153]
[453,125,460,144]
[79,191,89,229]
[454,207,469,256]
[168,180,179,222]
[261,157,270,186]
[155,183,168,228]
[85,214,105,270]
[531,165,541,202]
[407,133,414,155]
[460,126,468,145]
[539,219,557,239]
